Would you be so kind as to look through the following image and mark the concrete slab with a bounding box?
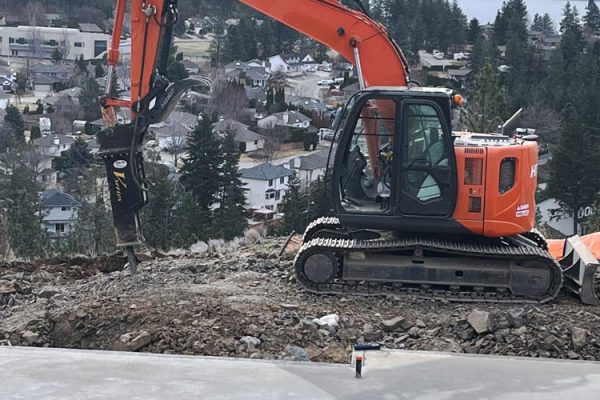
[1,346,600,399]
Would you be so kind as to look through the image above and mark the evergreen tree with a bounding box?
[0,152,48,257]
[79,77,102,121]
[95,63,105,78]
[213,129,247,240]
[209,28,225,67]
[467,18,482,44]
[3,105,25,146]
[559,2,585,71]
[53,138,94,172]
[462,62,507,133]
[167,45,189,82]
[280,173,307,234]
[140,160,178,250]
[584,0,600,33]
[15,72,27,102]
[179,115,223,239]
[76,55,88,76]
[306,176,330,223]
[547,104,600,235]
[51,47,63,62]
[532,13,556,34]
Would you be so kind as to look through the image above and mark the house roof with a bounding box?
[214,119,265,143]
[246,68,269,81]
[295,149,328,170]
[292,97,328,113]
[271,111,311,124]
[78,23,103,33]
[40,189,80,208]
[33,75,61,85]
[447,68,472,77]
[245,87,267,101]
[30,63,73,75]
[240,163,293,181]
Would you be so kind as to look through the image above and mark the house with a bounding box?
[289,149,328,187]
[201,16,224,33]
[32,75,62,93]
[37,168,59,189]
[0,91,10,109]
[245,87,267,104]
[40,189,80,237]
[213,119,265,152]
[0,25,110,59]
[225,61,270,87]
[239,163,293,214]
[30,63,74,92]
[267,53,318,74]
[419,51,466,71]
[291,97,329,114]
[32,135,75,157]
[149,111,198,150]
[537,198,597,237]
[257,111,311,129]
[447,68,472,88]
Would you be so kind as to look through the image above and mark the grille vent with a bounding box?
[464,158,483,185]
[468,197,482,213]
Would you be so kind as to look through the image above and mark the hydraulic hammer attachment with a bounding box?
[559,235,600,305]
[98,123,147,273]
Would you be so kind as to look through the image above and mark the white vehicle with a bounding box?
[318,79,334,86]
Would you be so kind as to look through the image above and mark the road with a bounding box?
[287,71,330,100]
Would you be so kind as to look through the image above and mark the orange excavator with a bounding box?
[99,0,600,304]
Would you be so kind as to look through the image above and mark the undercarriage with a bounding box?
[294,217,599,305]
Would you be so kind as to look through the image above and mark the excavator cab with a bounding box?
[328,87,459,233]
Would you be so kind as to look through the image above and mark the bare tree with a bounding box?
[520,103,561,145]
[255,125,285,163]
[210,78,249,121]
[53,95,83,134]
[26,2,45,59]
[165,133,187,170]
[0,212,13,260]
[61,28,71,60]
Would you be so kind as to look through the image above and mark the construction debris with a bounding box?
[1,237,600,363]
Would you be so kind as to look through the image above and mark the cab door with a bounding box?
[398,101,456,217]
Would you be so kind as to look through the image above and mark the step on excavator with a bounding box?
[99,0,600,304]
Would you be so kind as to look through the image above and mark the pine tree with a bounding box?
[462,62,507,133]
[140,161,178,250]
[51,47,63,63]
[280,173,307,234]
[3,105,25,146]
[0,152,48,257]
[209,28,225,67]
[547,103,600,235]
[76,55,88,76]
[95,63,105,78]
[560,2,585,71]
[53,138,94,172]
[213,129,247,240]
[179,115,223,239]
[467,18,482,44]
[79,77,102,121]
[167,44,189,82]
[306,176,330,223]
[584,0,600,33]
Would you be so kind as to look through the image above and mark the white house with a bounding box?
[0,91,9,109]
[40,189,80,237]
[289,149,329,187]
[258,111,312,130]
[268,53,318,74]
[239,163,293,214]
[213,119,265,152]
[0,24,109,60]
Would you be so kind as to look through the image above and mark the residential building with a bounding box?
[182,60,201,75]
[447,68,472,88]
[239,163,293,213]
[40,189,80,237]
[289,149,328,187]
[225,61,270,87]
[201,16,225,33]
[267,53,318,73]
[537,198,597,237]
[0,91,9,109]
[291,97,329,114]
[213,119,265,152]
[32,135,75,157]
[37,168,59,189]
[0,24,110,60]
[257,111,311,129]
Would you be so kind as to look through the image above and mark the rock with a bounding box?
[312,314,339,328]
[408,327,421,338]
[572,327,587,350]
[283,345,311,362]
[541,335,562,352]
[117,331,152,352]
[22,330,40,345]
[240,336,261,349]
[514,326,528,336]
[467,309,491,334]
[507,307,526,328]
[0,281,15,295]
[337,328,360,341]
[37,287,61,299]
[279,303,299,310]
[416,319,426,328]
[567,351,580,360]
[381,316,413,332]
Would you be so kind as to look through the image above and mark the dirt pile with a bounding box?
[1,237,600,363]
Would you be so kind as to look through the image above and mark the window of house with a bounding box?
[275,190,281,200]
[268,179,273,187]
[74,42,83,48]
[280,177,285,184]
[265,190,275,200]
[9,37,14,44]
[61,206,70,211]
[55,223,65,233]
[254,140,258,145]
[265,205,274,210]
